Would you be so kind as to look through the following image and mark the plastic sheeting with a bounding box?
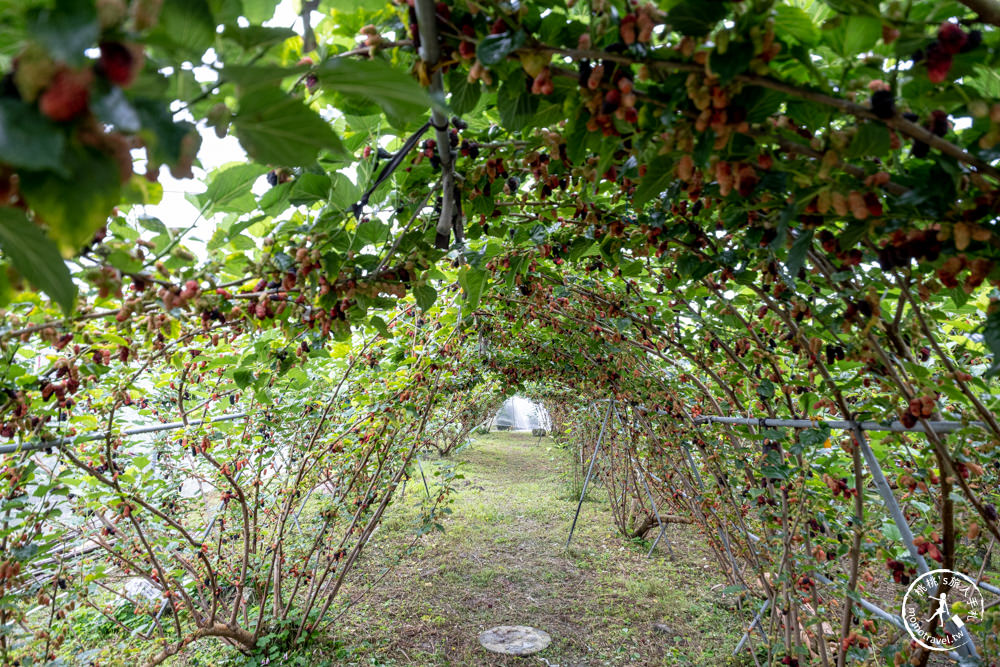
[492,396,551,432]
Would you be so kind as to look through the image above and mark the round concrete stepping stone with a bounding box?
[478,625,551,655]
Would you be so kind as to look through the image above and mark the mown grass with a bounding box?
[330,431,755,666]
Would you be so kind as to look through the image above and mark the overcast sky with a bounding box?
[135,0,317,250]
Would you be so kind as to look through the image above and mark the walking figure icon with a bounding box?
[924,593,949,625]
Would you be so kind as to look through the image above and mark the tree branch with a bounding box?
[300,0,320,53]
[959,0,1000,25]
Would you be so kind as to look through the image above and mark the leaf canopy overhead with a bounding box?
[0,0,999,664]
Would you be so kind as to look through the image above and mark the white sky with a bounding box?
[134,0,317,249]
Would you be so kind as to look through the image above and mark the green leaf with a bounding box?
[318,59,431,125]
[146,0,217,57]
[828,15,882,56]
[785,230,813,283]
[92,87,141,133]
[355,218,388,247]
[504,255,525,288]
[567,237,597,261]
[708,41,754,84]
[447,69,481,116]
[774,5,820,46]
[458,266,487,312]
[983,308,1000,376]
[0,99,66,172]
[477,30,527,66]
[323,173,360,214]
[497,72,539,132]
[139,217,168,235]
[785,100,830,132]
[846,123,891,158]
[223,64,308,89]
[26,0,98,65]
[221,25,296,50]
[756,379,775,400]
[0,207,76,314]
[414,284,436,311]
[105,249,142,274]
[234,86,347,166]
[209,0,242,24]
[666,1,728,37]
[564,112,589,164]
[289,173,332,206]
[370,315,390,337]
[132,101,199,172]
[799,427,831,449]
[260,181,292,215]
[967,64,1000,99]
[677,254,714,281]
[633,155,675,207]
[240,0,280,23]
[233,369,255,389]
[761,462,791,480]
[254,388,273,406]
[11,542,39,562]
[743,87,787,124]
[18,145,120,255]
[198,163,269,214]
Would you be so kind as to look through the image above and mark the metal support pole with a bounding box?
[636,465,673,557]
[0,412,250,455]
[593,400,988,434]
[980,580,1000,596]
[292,486,316,534]
[852,425,978,660]
[680,441,742,577]
[566,400,612,549]
[417,458,431,499]
[413,0,460,247]
[809,572,968,662]
[854,426,931,575]
[7,407,982,458]
[682,445,705,490]
[647,522,671,558]
[733,598,770,655]
[693,414,985,434]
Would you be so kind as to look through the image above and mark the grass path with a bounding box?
[334,431,752,666]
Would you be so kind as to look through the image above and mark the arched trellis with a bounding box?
[573,399,1000,655]
[1,2,1000,665]
[482,270,1000,666]
[526,390,999,664]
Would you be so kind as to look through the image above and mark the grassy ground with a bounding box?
[332,431,753,666]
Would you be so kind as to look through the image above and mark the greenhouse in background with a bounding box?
[490,396,551,434]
